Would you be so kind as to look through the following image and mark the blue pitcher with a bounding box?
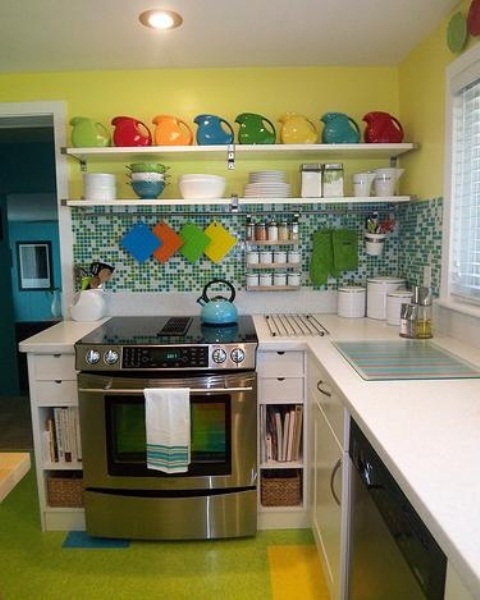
[320,112,361,144]
[194,114,234,145]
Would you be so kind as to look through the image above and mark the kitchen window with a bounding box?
[443,43,480,310]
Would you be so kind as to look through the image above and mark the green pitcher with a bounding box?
[234,113,276,145]
[70,116,111,148]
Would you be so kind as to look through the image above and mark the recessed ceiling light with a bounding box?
[139,9,183,30]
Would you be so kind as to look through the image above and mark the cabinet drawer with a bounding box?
[259,377,304,402]
[36,380,78,406]
[257,351,304,377]
[34,354,76,380]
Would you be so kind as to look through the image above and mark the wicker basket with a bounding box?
[47,474,84,507]
[261,469,302,507]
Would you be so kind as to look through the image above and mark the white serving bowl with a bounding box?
[179,175,226,199]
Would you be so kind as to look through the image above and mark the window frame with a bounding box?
[442,42,480,317]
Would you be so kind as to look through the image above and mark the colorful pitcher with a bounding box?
[70,117,110,148]
[152,115,193,146]
[278,112,317,144]
[363,111,404,143]
[320,112,361,144]
[111,116,152,147]
[194,114,234,145]
[234,113,276,145]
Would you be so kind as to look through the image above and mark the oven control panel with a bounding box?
[77,343,256,371]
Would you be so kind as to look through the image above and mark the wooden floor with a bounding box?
[0,395,33,450]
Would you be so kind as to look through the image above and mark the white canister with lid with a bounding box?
[367,276,406,320]
[337,286,366,318]
[386,289,414,325]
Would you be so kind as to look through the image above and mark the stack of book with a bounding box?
[260,404,303,463]
[44,407,82,464]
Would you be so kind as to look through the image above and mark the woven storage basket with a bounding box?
[47,474,84,507]
[261,470,302,507]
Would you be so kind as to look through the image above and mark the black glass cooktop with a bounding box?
[77,316,258,346]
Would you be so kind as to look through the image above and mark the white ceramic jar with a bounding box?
[367,276,406,320]
[337,286,366,318]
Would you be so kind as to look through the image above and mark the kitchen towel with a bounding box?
[310,230,334,285]
[144,388,191,474]
[332,229,358,275]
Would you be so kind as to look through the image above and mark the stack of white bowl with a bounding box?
[83,173,116,201]
[179,174,226,199]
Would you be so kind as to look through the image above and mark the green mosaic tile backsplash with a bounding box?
[72,199,443,295]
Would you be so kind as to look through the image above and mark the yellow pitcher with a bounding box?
[278,112,318,144]
[152,114,193,146]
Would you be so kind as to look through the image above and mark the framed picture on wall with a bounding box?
[17,241,53,290]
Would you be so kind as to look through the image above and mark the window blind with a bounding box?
[450,79,480,302]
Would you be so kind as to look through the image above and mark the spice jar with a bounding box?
[267,217,278,241]
[255,220,267,241]
[278,219,289,241]
[323,163,344,197]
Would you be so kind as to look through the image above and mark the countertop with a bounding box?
[255,313,480,597]
[19,314,480,596]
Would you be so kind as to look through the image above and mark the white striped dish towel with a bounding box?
[144,388,191,474]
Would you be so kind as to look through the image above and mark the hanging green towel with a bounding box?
[310,230,334,286]
[332,229,358,276]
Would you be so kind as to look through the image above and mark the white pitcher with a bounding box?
[69,289,107,322]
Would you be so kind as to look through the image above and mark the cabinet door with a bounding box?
[312,400,343,599]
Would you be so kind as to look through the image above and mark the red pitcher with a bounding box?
[111,116,152,147]
[362,111,404,143]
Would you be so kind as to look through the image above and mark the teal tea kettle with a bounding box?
[197,279,238,325]
[320,112,361,144]
[194,114,234,145]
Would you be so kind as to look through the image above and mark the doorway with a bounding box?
[0,101,71,397]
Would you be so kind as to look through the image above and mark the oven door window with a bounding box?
[106,394,231,477]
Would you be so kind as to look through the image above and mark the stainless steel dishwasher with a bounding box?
[348,419,446,600]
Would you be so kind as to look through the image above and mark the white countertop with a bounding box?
[19,314,480,596]
[255,313,480,597]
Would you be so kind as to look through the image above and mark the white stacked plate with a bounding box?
[244,170,291,198]
[83,173,116,201]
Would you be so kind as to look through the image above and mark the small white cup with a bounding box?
[259,273,273,286]
[364,232,386,256]
[352,173,374,197]
[246,273,259,287]
[287,272,300,286]
[247,251,259,264]
[287,250,300,264]
[273,250,287,264]
[273,272,287,286]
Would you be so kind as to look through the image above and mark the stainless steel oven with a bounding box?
[75,316,258,541]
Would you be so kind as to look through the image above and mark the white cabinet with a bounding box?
[27,351,85,531]
[308,351,350,600]
[257,349,308,529]
[445,563,475,600]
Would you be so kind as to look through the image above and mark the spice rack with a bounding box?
[246,213,301,291]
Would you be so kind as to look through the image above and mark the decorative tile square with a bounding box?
[178,222,211,263]
[204,221,237,263]
[120,221,161,263]
[152,220,183,263]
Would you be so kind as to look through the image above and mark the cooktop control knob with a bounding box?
[104,349,119,366]
[212,348,227,364]
[230,348,245,364]
[85,349,101,365]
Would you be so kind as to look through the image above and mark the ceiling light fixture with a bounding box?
[139,9,183,30]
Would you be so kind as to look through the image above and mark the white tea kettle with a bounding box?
[69,289,106,322]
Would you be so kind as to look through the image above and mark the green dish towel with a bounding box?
[310,230,334,285]
[332,229,358,276]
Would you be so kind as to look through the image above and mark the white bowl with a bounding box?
[179,177,226,199]
[179,174,225,182]
[130,172,166,182]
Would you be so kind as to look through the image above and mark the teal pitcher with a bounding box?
[70,116,110,148]
[234,113,276,144]
[320,112,361,144]
[194,114,234,145]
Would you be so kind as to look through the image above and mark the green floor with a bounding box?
[0,467,314,600]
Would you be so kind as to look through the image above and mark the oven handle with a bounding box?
[78,387,254,394]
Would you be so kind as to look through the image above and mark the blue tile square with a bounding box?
[120,221,161,263]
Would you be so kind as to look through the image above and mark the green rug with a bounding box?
[0,470,313,599]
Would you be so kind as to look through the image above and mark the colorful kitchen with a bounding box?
[1,1,480,599]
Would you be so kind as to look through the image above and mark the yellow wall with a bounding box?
[399,0,476,198]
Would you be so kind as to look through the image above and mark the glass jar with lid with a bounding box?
[323,163,344,197]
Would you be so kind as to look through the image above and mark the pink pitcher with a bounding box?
[111,116,152,147]
[152,115,193,146]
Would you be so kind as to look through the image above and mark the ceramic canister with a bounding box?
[337,286,367,318]
[386,289,414,326]
[367,276,406,320]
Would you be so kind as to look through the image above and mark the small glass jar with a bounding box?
[259,272,273,286]
[247,251,259,265]
[246,273,259,287]
[278,219,290,241]
[273,250,287,264]
[287,250,300,264]
[323,163,344,197]
[255,220,267,241]
[267,217,278,241]
[273,271,287,286]
[287,272,300,287]
[259,250,273,264]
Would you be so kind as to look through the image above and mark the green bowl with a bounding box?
[127,162,169,173]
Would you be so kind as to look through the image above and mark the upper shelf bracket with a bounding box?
[227,144,235,170]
